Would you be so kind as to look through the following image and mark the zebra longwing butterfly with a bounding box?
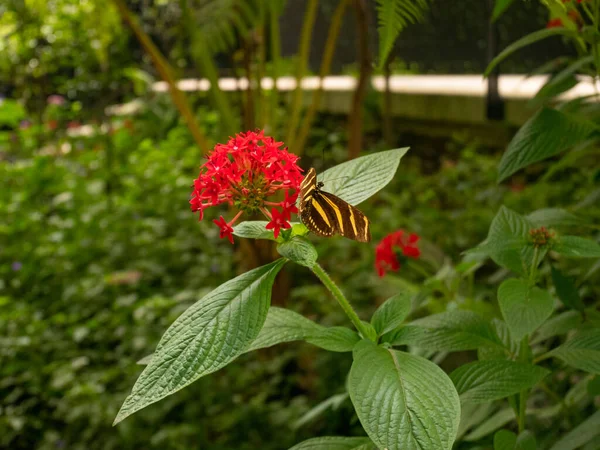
[298,168,371,242]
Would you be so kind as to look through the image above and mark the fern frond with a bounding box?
[375,0,431,68]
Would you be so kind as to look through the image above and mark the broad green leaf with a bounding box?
[246,307,359,353]
[396,311,503,352]
[533,56,594,102]
[516,431,537,450]
[550,329,600,374]
[498,279,554,341]
[288,436,375,450]
[551,267,585,311]
[532,310,582,344]
[464,408,515,441]
[306,327,360,352]
[492,0,516,21]
[478,319,518,361]
[451,360,549,403]
[114,259,286,425]
[495,430,517,450]
[498,108,599,182]
[485,28,581,77]
[233,221,276,240]
[317,148,409,206]
[371,292,411,336]
[136,354,153,365]
[477,206,533,276]
[553,236,600,258]
[527,208,585,229]
[359,321,378,342]
[277,236,318,268]
[549,410,600,450]
[349,340,460,450]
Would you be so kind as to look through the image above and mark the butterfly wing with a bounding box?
[299,167,371,242]
[318,192,371,243]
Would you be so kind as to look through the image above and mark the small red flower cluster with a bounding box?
[547,1,585,28]
[529,226,556,248]
[190,130,303,243]
[375,230,421,277]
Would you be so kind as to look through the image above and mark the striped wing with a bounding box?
[299,168,371,243]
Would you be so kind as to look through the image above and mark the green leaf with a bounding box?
[375,0,430,67]
[534,56,594,102]
[114,259,286,425]
[371,292,411,336]
[495,430,518,450]
[587,375,600,396]
[232,221,277,240]
[498,279,554,341]
[288,436,375,450]
[550,329,600,374]
[464,408,515,441]
[457,403,495,441]
[478,319,519,361]
[485,28,581,77]
[527,208,585,229]
[498,108,599,182]
[277,236,318,268]
[549,410,600,450]
[394,310,503,351]
[532,310,582,344]
[450,360,549,403]
[551,267,585,311]
[359,321,378,342]
[492,0,516,21]
[553,236,600,258]
[476,206,533,276]
[246,307,359,353]
[317,148,409,206]
[516,431,537,450]
[348,340,460,450]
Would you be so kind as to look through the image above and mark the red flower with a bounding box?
[265,208,292,239]
[191,130,303,243]
[546,18,563,28]
[213,216,235,244]
[375,230,421,277]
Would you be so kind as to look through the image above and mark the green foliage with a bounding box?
[247,307,359,353]
[549,329,600,374]
[317,147,409,206]
[498,279,554,341]
[497,108,599,182]
[370,292,411,336]
[451,360,549,403]
[374,0,430,67]
[114,259,286,424]
[288,436,375,450]
[348,340,460,450]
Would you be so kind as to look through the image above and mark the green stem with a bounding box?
[311,263,372,340]
[285,0,319,147]
[529,246,541,285]
[293,0,350,155]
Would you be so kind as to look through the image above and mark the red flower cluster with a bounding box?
[547,2,585,28]
[190,130,303,243]
[529,226,556,248]
[375,230,421,277]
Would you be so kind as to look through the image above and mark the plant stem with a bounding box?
[311,263,373,339]
[529,246,541,285]
[285,0,319,146]
[111,0,210,153]
[293,0,350,155]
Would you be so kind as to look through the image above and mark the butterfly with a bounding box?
[298,167,371,242]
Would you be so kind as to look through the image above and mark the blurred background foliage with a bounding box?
[1,0,598,449]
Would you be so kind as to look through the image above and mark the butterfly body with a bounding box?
[299,168,371,242]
